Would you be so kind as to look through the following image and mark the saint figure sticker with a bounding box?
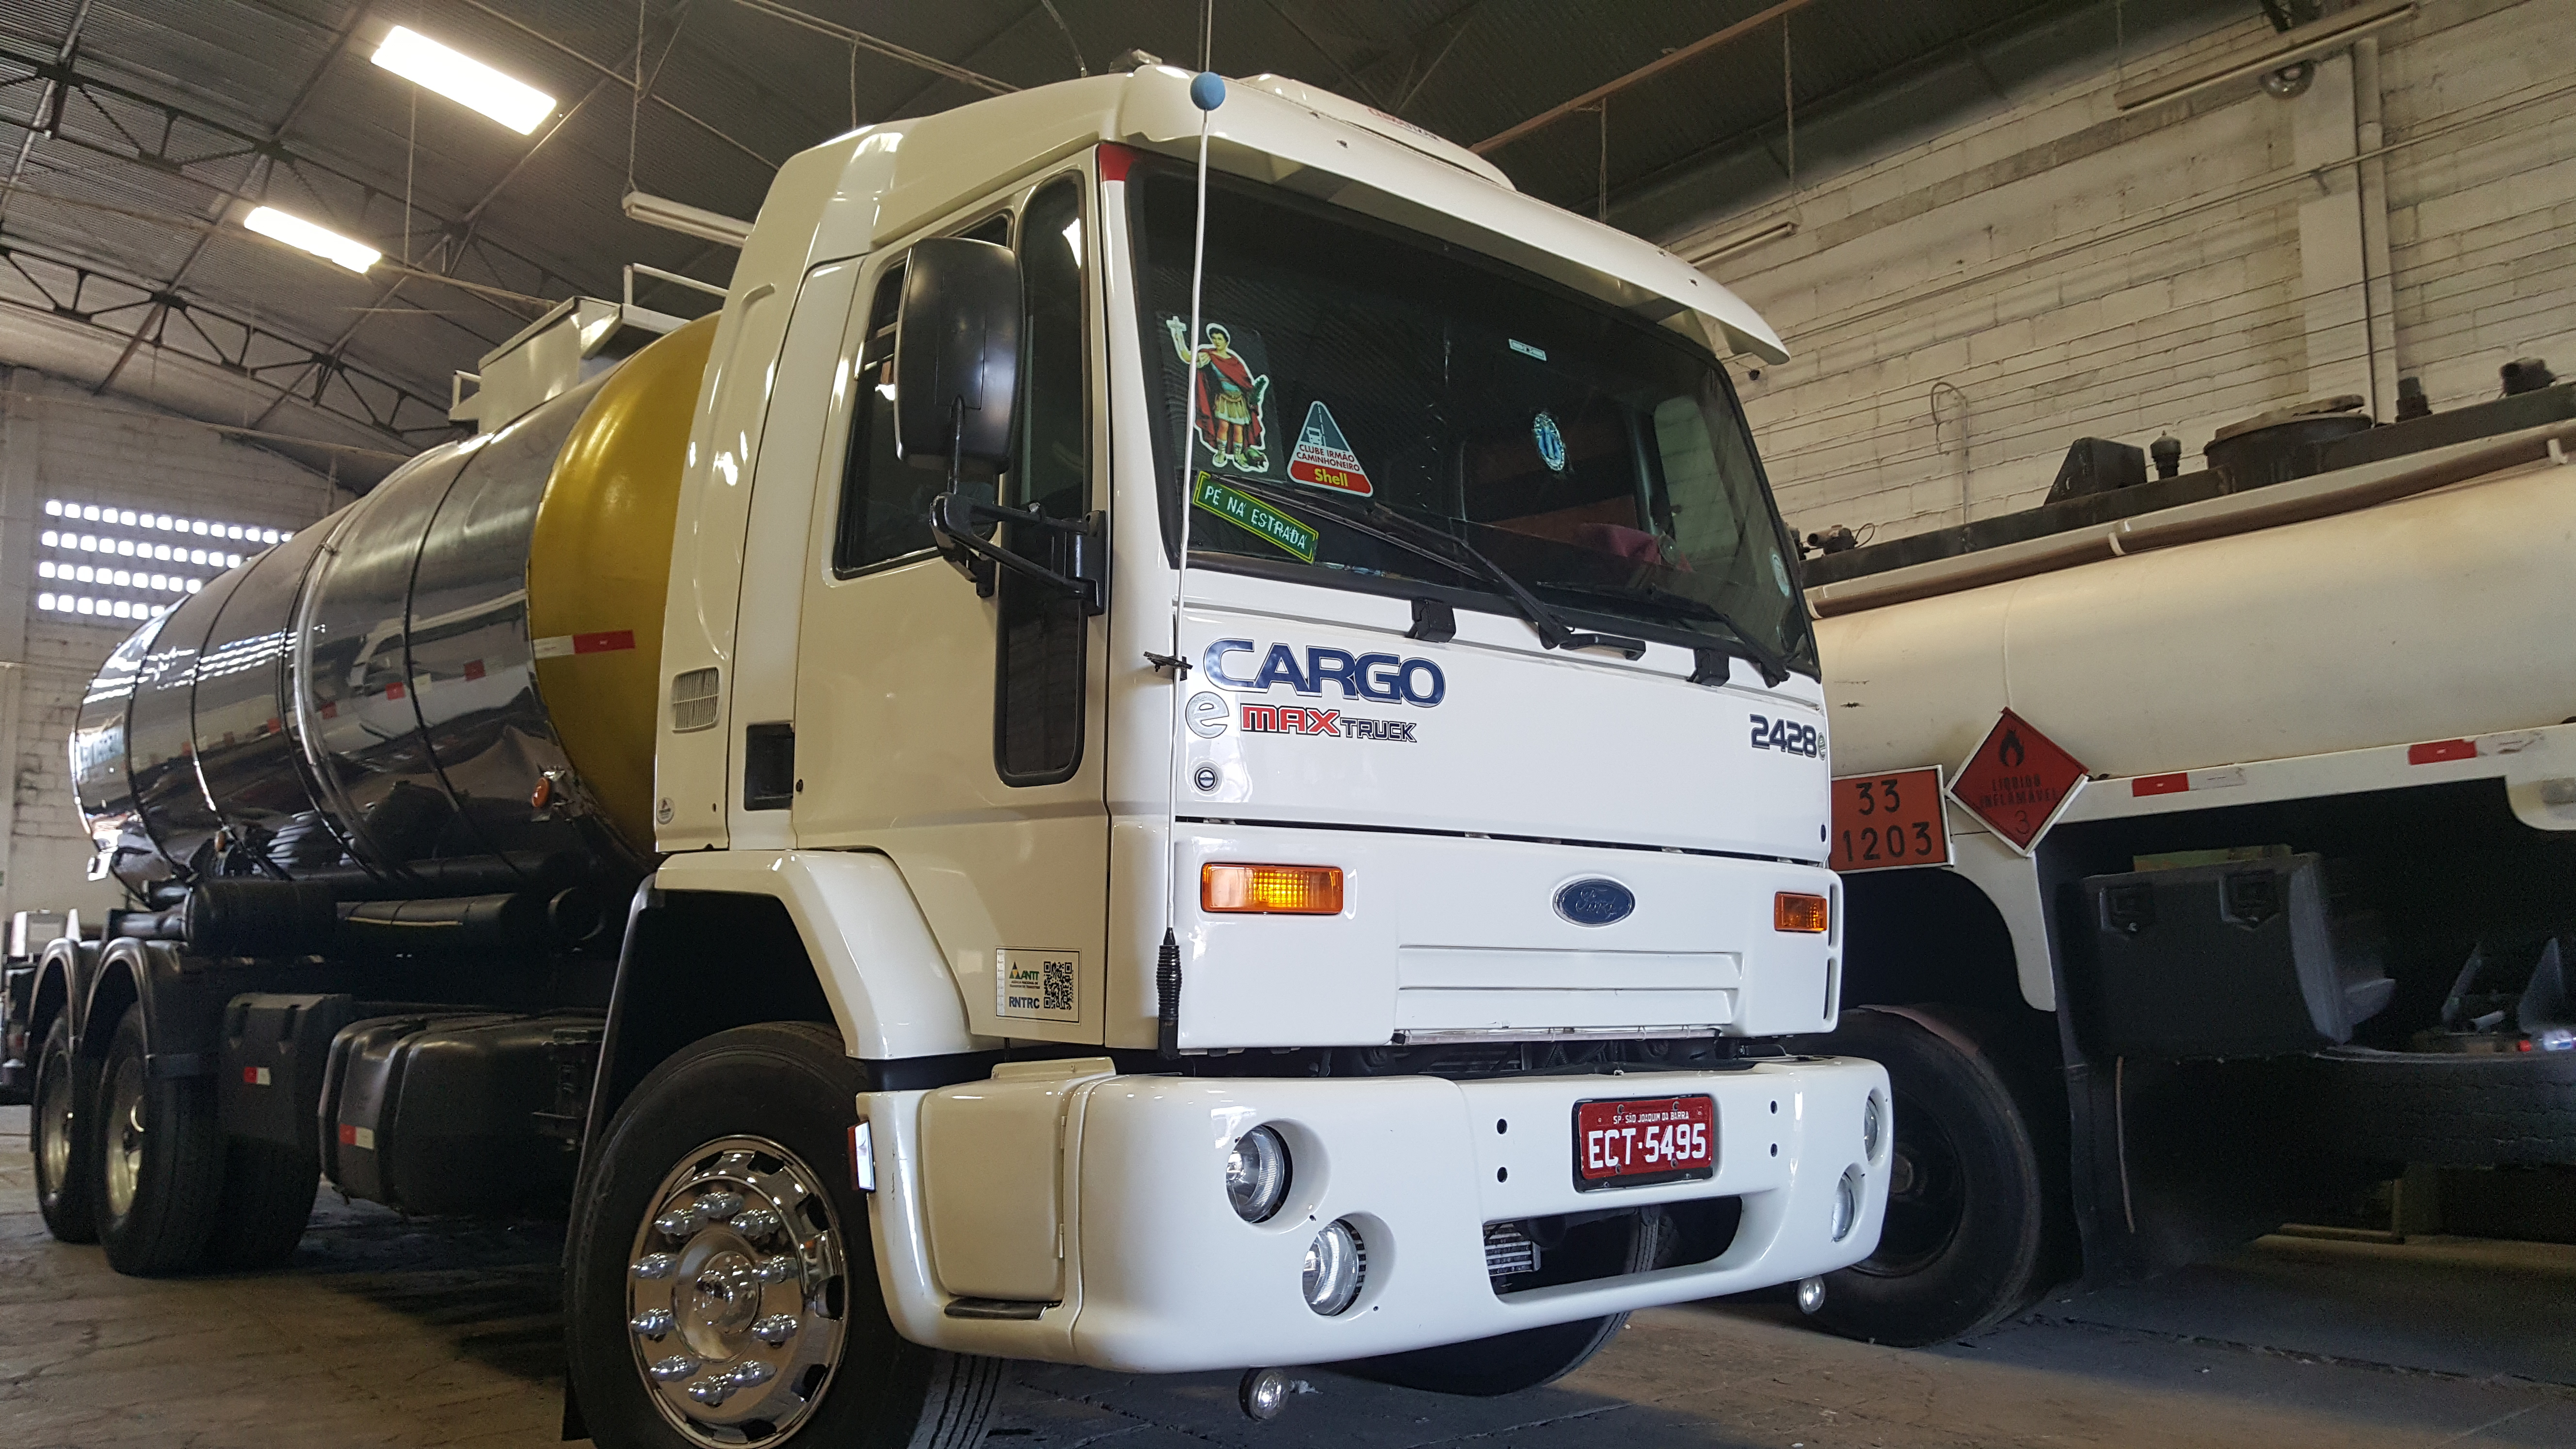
[1533,411,1568,473]
[1166,318,1271,471]
[1286,400,1373,496]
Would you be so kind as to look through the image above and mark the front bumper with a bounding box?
[864,1054,1888,1372]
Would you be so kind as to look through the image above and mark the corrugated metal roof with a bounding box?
[0,0,2103,480]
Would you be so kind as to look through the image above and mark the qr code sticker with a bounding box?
[996,949,1082,1022]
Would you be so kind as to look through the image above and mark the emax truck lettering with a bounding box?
[1,67,1876,1446]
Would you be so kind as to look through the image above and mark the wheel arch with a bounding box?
[1840,866,2032,1016]
[580,852,987,1151]
[75,939,225,1067]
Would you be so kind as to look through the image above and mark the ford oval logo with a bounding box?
[1554,877,1635,927]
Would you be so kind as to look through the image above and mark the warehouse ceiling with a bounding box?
[0,0,2108,486]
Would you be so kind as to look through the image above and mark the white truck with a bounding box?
[9,66,1887,1446]
[1793,383,2576,1345]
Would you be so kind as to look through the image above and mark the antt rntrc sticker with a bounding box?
[1532,411,1567,473]
[996,948,1081,1022]
[1167,318,1271,471]
[1287,401,1373,496]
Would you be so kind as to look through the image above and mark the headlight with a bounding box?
[1226,1126,1291,1223]
[1862,1093,1884,1160]
[1302,1219,1365,1315]
[1832,1167,1863,1242]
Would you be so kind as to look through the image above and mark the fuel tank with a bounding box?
[1813,454,2576,779]
[72,315,714,901]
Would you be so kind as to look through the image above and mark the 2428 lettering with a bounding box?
[1749,713,1821,758]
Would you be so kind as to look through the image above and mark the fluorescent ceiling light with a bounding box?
[243,206,380,274]
[1692,218,1799,267]
[622,191,755,248]
[372,25,554,134]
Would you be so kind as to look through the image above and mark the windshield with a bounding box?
[1129,163,1816,675]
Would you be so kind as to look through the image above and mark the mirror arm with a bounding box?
[929,492,1105,615]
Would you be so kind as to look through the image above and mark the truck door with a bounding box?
[792,172,1108,1045]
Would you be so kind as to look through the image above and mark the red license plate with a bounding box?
[1574,1094,1715,1189]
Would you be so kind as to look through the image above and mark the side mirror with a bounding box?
[894,238,1022,477]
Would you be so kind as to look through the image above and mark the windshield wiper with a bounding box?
[1218,476,1648,660]
[1530,579,1794,687]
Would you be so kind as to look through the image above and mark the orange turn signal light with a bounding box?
[1203,863,1344,915]
[1775,891,1831,934]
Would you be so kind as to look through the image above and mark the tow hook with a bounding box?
[1239,1367,1294,1421]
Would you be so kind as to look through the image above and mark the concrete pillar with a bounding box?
[2290,53,2377,409]
[0,374,38,905]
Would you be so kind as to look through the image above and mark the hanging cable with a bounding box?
[628,0,645,193]
[1782,14,1797,193]
[1596,100,1609,221]
[1159,7,1224,1058]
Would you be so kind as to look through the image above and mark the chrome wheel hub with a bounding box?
[102,1054,145,1220]
[627,1138,845,1445]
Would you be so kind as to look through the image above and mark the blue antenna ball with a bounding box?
[1190,71,1226,112]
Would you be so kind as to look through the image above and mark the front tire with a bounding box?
[1803,1007,2056,1346]
[91,1000,225,1275]
[32,1013,98,1243]
[565,1023,997,1449]
[1336,1209,1665,1395]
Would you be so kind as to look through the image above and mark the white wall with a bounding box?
[0,367,344,922]
[1671,0,2576,547]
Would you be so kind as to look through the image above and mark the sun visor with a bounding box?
[1111,69,1790,366]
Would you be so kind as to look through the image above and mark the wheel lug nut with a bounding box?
[648,1354,700,1382]
[632,1252,676,1280]
[751,1313,799,1345]
[754,1255,797,1285]
[654,1207,701,1239]
[730,1207,782,1239]
[630,1308,675,1338]
[685,1376,736,1406]
[695,1190,744,1220]
[727,1359,777,1388]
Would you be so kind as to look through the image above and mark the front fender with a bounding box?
[653,850,990,1060]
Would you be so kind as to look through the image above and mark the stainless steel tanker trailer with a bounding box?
[8,66,1895,1448]
[1785,375,2576,1346]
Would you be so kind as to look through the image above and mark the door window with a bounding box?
[830,265,930,575]
[994,174,1091,785]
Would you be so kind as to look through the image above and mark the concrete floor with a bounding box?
[3,1104,2571,1448]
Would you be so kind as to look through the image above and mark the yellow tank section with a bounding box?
[525,316,718,855]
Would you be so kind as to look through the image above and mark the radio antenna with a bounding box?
[1157,13,1224,1058]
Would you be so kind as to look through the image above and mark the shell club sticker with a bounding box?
[1948,709,2089,853]
[1287,400,1373,496]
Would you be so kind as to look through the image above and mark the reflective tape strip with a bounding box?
[2407,739,2477,765]
[2132,772,2189,797]
[533,629,638,660]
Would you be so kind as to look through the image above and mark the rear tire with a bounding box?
[1802,1007,2051,1346]
[32,1013,98,1243]
[204,1139,320,1269]
[91,1001,225,1276]
[564,1023,998,1449]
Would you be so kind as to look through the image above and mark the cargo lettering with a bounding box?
[1204,639,1444,707]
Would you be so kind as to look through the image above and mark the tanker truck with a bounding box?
[1788,384,2576,1346]
[12,66,1889,1446]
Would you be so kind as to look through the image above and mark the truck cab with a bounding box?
[22,66,1887,1448]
